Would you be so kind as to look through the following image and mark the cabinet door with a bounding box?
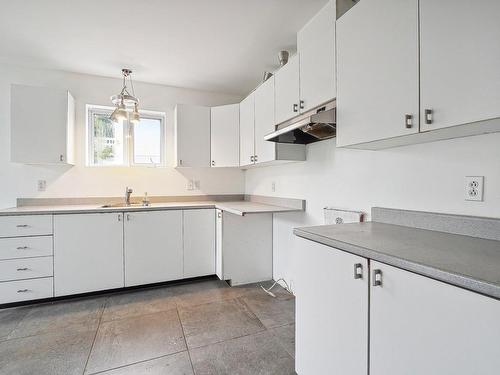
[215,209,223,280]
[174,104,211,167]
[420,0,500,131]
[183,209,215,278]
[336,0,419,147]
[298,0,336,112]
[239,93,255,167]
[254,77,276,164]
[370,261,500,375]
[210,104,239,167]
[54,213,124,296]
[11,85,74,164]
[295,237,368,375]
[274,55,300,125]
[124,210,183,286]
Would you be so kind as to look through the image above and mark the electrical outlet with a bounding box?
[194,180,200,190]
[271,181,276,192]
[465,176,484,201]
[187,180,194,191]
[37,180,47,192]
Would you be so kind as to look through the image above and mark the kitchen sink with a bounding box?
[100,203,148,208]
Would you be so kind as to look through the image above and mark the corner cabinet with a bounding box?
[210,104,239,167]
[174,104,211,167]
[295,238,500,375]
[11,84,75,165]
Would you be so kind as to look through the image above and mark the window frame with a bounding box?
[86,105,166,167]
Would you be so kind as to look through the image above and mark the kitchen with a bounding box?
[0,0,499,374]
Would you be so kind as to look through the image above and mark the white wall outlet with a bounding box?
[465,176,484,201]
[271,181,276,192]
[37,180,47,192]
[187,180,194,191]
[194,180,200,190]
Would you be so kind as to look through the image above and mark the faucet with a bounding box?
[125,187,133,206]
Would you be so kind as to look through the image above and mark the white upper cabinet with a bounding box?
[298,0,336,112]
[210,104,239,167]
[419,0,500,131]
[183,209,216,278]
[54,213,124,296]
[11,84,75,165]
[370,261,500,375]
[124,210,183,287]
[336,0,419,147]
[274,55,300,125]
[254,77,276,164]
[239,93,255,167]
[174,104,211,167]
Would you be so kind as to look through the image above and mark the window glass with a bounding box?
[91,113,124,166]
[133,117,162,164]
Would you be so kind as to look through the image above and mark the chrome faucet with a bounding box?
[125,187,133,206]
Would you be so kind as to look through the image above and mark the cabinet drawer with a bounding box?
[0,215,53,237]
[0,236,53,260]
[0,257,53,282]
[0,277,53,304]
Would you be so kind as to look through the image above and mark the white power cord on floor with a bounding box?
[260,278,292,298]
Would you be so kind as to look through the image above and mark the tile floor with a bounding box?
[0,279,296,375]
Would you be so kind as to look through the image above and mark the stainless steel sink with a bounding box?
[100,203,147,208]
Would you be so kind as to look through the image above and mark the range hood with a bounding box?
[264,100,336,144]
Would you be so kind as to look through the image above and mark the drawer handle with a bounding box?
[17,246,29,250]
[17,289,30,293]
[354,263,363,279]
[16,224,29,228]
[372,269,383,287]
[17,267,30,271]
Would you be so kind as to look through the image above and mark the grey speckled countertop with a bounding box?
[294,221,500,300]
[0,200,302,217]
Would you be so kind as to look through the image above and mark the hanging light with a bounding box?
[110,68,140,123]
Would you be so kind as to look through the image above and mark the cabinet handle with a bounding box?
[118,214,122,222]
[17,246,29,250]
[211,160,215,166]
[372,269,382,287]
[250,156,255,162]
[405,114,413,129]
[254,155,258,162]
[16,224,29,228]
[126,214,131,221]
[17,267,29,271]
[293,103,298,113]
[299,100,305,110]
[354,263,363,279]
[425,109,433,124]
[17,289,29,293]
[179,159,183,166]
[217,211,222,218]
[59,154,64,162]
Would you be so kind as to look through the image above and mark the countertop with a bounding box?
[294,222,500,299]
[0,200,302,217]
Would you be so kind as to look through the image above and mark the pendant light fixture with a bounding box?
[110,68,140,123]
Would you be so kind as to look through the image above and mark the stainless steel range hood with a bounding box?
[264,100,336,144]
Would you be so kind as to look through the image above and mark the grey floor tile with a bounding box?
[240,292,295,329]
[190,330,296,375]
[102,287,177,322]
[85,310,186,374]
[0,306,31,340]
[8,297,105,339]
[88,351,194,375]
[0,330,95,375]
[179,298,265,349]
[270,323,295,359]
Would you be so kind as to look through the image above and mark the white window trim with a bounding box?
[86,105,166,167]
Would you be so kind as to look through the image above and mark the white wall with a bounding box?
[245,134,500,291]
[0,63,245,208]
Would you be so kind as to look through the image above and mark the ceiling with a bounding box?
[0,0,328,96]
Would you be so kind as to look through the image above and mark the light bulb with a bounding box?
[130,104,140,124]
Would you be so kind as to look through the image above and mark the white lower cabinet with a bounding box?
[54,213,124,296]
[370,261,500,375]
[0,278,53,304]
[124,210,183,287]
[295,237,368,375]
[183,209,216,278]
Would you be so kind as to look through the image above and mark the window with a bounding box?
[87,106,165,166]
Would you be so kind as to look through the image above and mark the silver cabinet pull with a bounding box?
[293,103,298,113]
[59,154,64,162]
[254,155,258,162]
[211,160,215,166]
[405,114,413,128]
[299,100,305,110]
[179,159,183,166]
[17,289,29,293]
[17,246,29,250]
[372,269,382,287]
[250,156,255,162]
[118,214,122,222]
[354,263,363,279]
[217,211,222,218]
[425,109,433,124]
[17,267,29,271]
[126,214,131,221]
[16,224,29,228]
